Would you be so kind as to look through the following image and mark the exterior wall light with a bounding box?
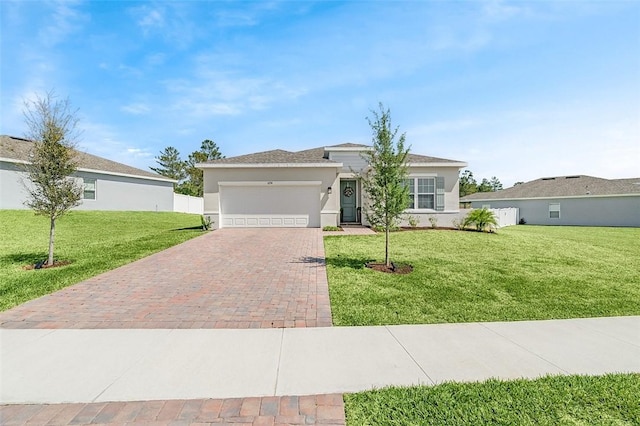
[327,186,332,194]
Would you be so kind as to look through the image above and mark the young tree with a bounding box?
[181,139,224,197]
[459,169,478,197]
[150,146,186,184]
[360,103,410,268]
[22,92,83,266]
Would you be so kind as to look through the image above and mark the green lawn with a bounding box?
[325,226,640,326]
[0,210,204,311]
[345,373,640,425]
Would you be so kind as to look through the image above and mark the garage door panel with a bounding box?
[220,185,320,228]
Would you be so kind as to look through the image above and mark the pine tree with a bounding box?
[150,146,186,184]
[459,169,478,197]
[181,139,224,196]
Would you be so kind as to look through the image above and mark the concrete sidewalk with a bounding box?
[2,316,639,404]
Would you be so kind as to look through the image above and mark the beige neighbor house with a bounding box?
[198,143,467,229]
[0,135,175,211]
[461,175,640,227]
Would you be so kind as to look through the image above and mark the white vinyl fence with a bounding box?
[173,193,204,215]
[490,207,519,228]
[457,208,519,228]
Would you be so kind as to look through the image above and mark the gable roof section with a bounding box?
[203,148,339,165]
[461,175,640,201]
[200,143,465,167]
[0,135,174,182]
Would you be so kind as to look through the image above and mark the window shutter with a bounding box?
[436,176,445,211]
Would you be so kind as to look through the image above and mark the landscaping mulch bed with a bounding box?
[23,260,72,270]
[365,262,413,274]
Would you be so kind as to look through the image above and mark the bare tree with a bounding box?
[22,91,83,266]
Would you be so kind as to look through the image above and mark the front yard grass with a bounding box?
[325,226,640,325]
[345,373,640,425]
[0,210,204,311]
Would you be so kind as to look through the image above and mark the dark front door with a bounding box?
[340,180,357,222]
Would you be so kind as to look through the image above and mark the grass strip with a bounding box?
[345,373,640,425]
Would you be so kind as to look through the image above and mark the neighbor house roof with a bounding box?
[0,135,174,182]
[200,143,465,167]
[461,175,640,201]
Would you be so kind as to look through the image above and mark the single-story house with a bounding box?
[0,135,175,211]
[197,143,467,229]
[461,175,640,227]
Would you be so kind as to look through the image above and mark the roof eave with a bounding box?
[463,193,640,202]
[197,162,343,169]
[324,146,372,152]
[1,157,175,183]
[408,161,468,168]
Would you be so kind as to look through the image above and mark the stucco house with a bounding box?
[0,135,175,211]
[461,175,640,227]
[198,143,467,229]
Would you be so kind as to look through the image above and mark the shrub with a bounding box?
[428,215,438,229]
[463,208,498,232]
[200,215,212,230]
[323,226,341,231]
[452,218,464,230]
[519,217,527,225]
[407,215,420,228]
[373,224,400,233]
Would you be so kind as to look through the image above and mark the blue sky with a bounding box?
[1,0,638,187]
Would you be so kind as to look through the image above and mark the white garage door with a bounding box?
[220,183,320,228]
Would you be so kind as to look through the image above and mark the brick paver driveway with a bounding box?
[0,228,333,329]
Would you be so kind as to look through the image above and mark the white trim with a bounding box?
[409,162,468,168]
[76,168,177,183]
[408,173,437,177]
[219,181,322,187]
[322,210,341,214]
[465,193,640,202]
[324,146,372,152]
[197,162,342,169]
[0,157,29,165]
[1,157,176,183]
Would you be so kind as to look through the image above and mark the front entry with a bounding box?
[340,180,358,223]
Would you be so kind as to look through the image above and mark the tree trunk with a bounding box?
[385,224,390,267]
[48,216,55,266]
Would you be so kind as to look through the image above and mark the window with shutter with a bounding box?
[404,176,445,211]
[436,176,445,211]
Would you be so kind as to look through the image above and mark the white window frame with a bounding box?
[83,178,96,200]
[404,176,436,211]
[549,203,560,219]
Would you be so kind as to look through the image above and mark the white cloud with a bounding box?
[38,0,89,47]
[481,0,528,22]
[121,103,151,115]
[136,6,165,33]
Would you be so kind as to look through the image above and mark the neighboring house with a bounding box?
[461,175,640,227]
[197,143,467,229]
[0,135,175,211]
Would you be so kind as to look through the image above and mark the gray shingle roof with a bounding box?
[203,143,463,165]
[461,175,640,201]
[407,153,463,163]
[205,148,338,164]
[0,135,173,181]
